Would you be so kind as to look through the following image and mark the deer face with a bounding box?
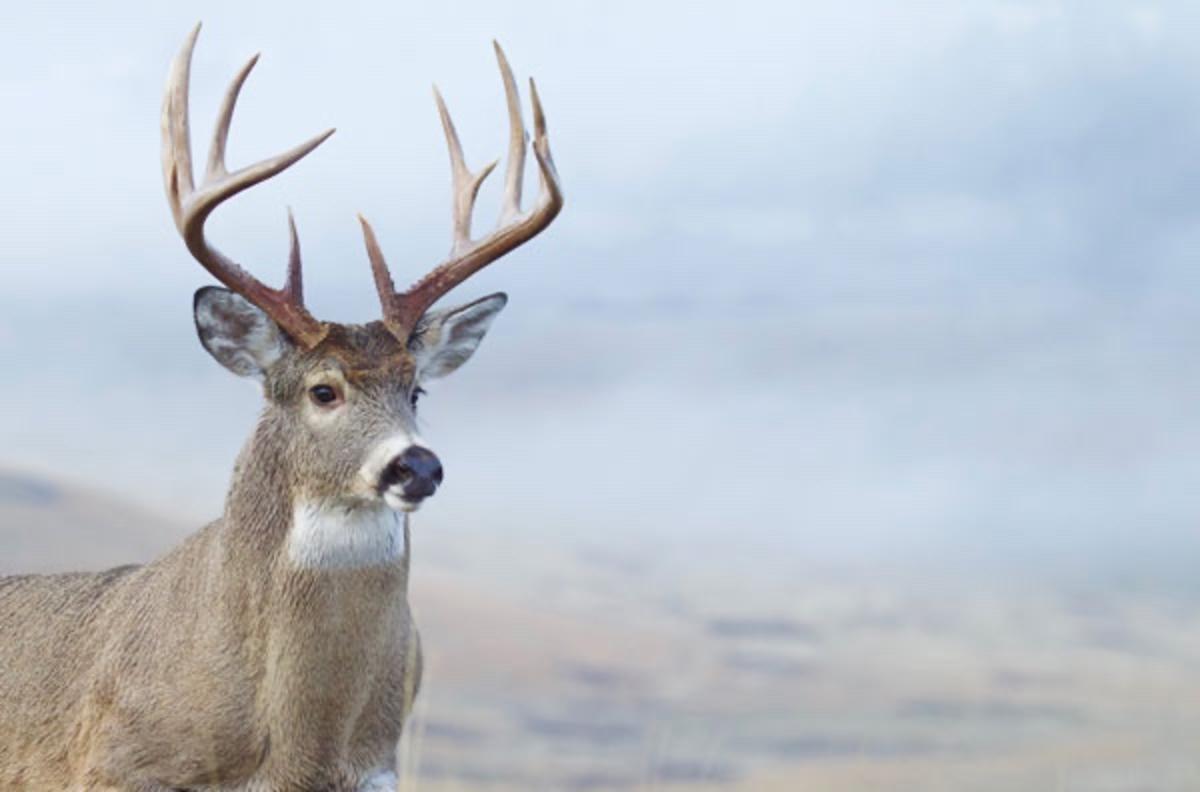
[161,27,559,521]
[195,287,506,512]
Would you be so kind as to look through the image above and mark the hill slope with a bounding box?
[0,468,187,574]
[2,470,1198,791]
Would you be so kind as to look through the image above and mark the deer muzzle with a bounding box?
[380,446,444,508]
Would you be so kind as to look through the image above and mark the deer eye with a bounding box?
[410,386,426,410]
[309,384,342,407]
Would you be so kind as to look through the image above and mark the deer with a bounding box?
[0,23,561,791]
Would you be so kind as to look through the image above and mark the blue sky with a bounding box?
[2,1,1199,586]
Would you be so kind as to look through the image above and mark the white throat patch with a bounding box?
[288,500,407,569]
[357,769,398,791]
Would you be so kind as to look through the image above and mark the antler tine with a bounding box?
[365,43,564,339]
[359,214,400,321]
[529,77,561,202]
[285,208,304,303]
[161,23,334,348]
[205,51,259,180]
[495,42,527,226]
[433,86,499,256]
[162,24,201,230]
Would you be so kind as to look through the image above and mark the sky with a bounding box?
[2,1,1200,588]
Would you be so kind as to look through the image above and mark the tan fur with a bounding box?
[0,322,428,791]
[1,24,557,787]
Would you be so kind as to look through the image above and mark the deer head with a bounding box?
[162,24,562,513]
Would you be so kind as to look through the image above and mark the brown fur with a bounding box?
[0,319,434,791]
[3,25,557,787]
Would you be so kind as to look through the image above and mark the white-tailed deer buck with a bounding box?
[0,24,561,791]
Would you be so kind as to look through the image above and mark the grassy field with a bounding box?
[3,469,1198,791]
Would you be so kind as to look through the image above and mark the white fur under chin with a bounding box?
[287,499,407,569]
[357,769,398,791]
[383,488,421,512]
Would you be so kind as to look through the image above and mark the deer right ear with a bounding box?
[194,287,292,379]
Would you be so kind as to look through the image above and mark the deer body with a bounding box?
[0,23,561,792]
[0,359,421,790]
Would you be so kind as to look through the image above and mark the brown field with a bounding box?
[2,469,1198,791]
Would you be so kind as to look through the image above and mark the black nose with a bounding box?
[381,446,444,501]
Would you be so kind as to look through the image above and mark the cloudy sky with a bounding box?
[2,1,1199,587]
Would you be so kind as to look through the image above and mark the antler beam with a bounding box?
[361,41,564,340]
[162,23,334,348]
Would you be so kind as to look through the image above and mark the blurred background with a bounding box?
[2,1,1199,789]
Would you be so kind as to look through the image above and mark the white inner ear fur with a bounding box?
[195,289,288,379]
[413,293,507,381]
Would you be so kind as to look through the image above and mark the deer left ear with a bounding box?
[194,286,292,379]
[411,292,507,380]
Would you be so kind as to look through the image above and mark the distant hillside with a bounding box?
[2,470,1196,791]
[0,468,187,575]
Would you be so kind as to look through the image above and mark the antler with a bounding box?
[162,24,335,348]
[360,41,564,339]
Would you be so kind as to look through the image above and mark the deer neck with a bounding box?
[220,418,410,573]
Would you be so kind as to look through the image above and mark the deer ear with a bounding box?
[411,292,507,380]
[194,287,291,379]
